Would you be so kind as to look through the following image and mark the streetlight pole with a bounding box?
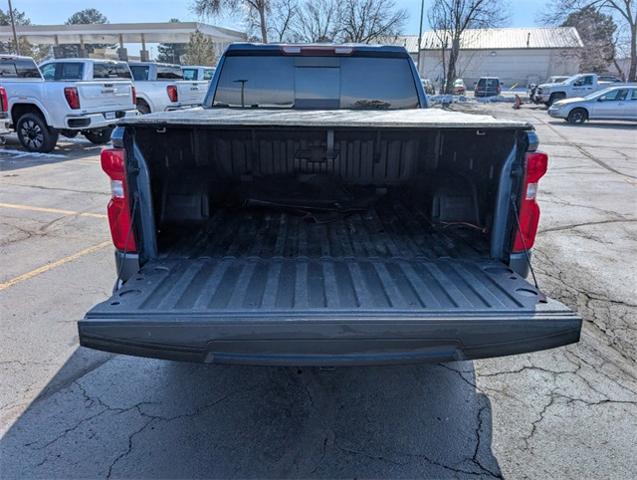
[416,0,425,72]
[7,0,20,55]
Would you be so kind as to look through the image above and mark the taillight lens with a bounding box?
[131,85,137,106]
[101,148,136,252]
[64,87,80,109]
[513,152,548,252]
[0,86,7,113]
[166,85,178,103]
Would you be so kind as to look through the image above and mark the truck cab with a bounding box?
[534,73,618,106]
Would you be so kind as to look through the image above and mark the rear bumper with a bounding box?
[65,109,138,130]
[79,310,581,366]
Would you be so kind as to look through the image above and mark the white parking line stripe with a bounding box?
[0,202,107,218]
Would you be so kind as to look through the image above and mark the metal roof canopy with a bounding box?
[0,21,246,45]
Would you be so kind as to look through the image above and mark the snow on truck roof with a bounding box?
[119,108,531,129]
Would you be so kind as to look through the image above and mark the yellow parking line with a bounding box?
[0,202,107,219]
[0,241,111,291]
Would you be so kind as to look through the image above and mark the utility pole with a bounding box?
[416,0,425,72]
[7,0,20,55]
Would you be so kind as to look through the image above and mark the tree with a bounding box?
[338,0,407,43]
[562,6,617,73]
[63,8,110,57]
[293,0,339,42]
[268,0,298,42]
[157,18,187,64]
[542,0,637,81]
[0,7,33,56]
[427,0,507,93]
[193,0,271,43]
[183,30,217,64]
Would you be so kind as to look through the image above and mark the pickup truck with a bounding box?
[80,44,581,366]
[1,56,137,152]
[0,85,10,137]
[129,62,207,113]
[532,73,619,106]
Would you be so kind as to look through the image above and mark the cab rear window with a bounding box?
[93,62,132,79]
[157,66,183,80]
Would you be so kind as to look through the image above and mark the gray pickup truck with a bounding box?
[80,44,581,366]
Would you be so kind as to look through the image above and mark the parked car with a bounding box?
[129,62,207,113]
[0,85,10,137]
[548,85,637,123]
[452,78,466,95]
[1,56,137,152]
[421,78,435,95]
[529,76,570,103]
[532,73,618,106]
[474,77,501,97]
[80,43,581,366]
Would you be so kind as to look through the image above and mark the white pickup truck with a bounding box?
[533,73,619,106]
[1,55,137,152]
[129,62,207,113]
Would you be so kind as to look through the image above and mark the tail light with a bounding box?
[0,86,7,113]
[131,85,137,106]
[64,87,81,109]
[513,152,548,252]
[166,85,178,103]
[101,148,136,252]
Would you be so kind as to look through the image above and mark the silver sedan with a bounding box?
[548,85,637,124]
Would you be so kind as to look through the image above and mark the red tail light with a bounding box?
[513,152,548,252]
[0,86,8,113]
[131,85,137,106]
[166,85,178,103]
[64,87,80,109]
[101,148,136,252]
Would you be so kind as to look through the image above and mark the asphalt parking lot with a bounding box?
[1,105,636,479]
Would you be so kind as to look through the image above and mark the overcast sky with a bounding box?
[16,0,550,33]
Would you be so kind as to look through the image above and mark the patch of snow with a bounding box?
[0,147,67,159]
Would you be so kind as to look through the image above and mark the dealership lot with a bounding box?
[1,106,636,479]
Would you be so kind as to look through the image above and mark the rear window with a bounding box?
[157,65,183,80]
[40,62,84,81]
[478,78,499,88]
[213,54,419,109]
[130,65,149,81]
[182,68,197,81]
[93,62,131,79]
[0,58,41,78]
[203,68,215,80]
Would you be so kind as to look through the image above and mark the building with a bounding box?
[0,22,246,62]
[395,27,583,88]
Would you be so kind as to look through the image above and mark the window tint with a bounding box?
[631,89,637,101]
[213,55,419,109]
[40,63,55,80]
[599,89,625,101]
[58,63,84,80]
[157,65,183,80]
[93,62,132,79]
[203,68,215,80]
[182,68,197,81]
[130,65,149,81]
[14,58,40,78]
[0,61,18,78]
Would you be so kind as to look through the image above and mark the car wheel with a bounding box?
[136,100,151,115]
[16,112,59,153]
[548,93,565,106]
[84,127,114,145]
[567,108,588,124]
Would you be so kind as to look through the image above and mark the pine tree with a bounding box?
[184,31,216,65]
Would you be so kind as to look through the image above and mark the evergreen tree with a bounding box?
[184,31,216,65]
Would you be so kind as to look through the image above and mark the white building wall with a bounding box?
[413,48,580,89]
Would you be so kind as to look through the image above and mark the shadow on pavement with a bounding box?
[547,120,637,130]
[0,135,103,172]
[1,348,502,479]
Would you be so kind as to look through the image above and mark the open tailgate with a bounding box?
[80,257,581,365]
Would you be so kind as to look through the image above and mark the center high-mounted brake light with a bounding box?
[64,86,80,109]
[281,45,354,55]
[513,151,548,252]
[101,148,136,252]
[166,85,178,103]
[0,86,7,113]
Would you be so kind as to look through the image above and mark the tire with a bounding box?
[136,100,151,115]
[567,108,588,124]
[547,93,565,107]
[84,127,114,145]
[16,113,59,153]
[60,129,79,138]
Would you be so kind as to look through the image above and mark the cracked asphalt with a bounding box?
[1,107,636,479]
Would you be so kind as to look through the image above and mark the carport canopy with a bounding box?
[0,21,246,46]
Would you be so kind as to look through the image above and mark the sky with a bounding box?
[15,0,551,33]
